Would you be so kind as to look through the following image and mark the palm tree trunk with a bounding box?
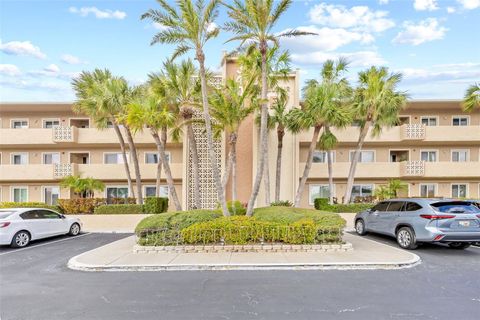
[264,142,271,205]
[196,50,229,216]
[246,42,268,216]
[151,129,182,211]
[222,149,233,191]
[124,127,143,205]
[327,150,334,205]
[230,132,238,202]
[112,123,135,198]
[155,129,167,197]
[344,122,371,203]
[275,125,285,203]
[186,123,201,209]
[294,124,322,207]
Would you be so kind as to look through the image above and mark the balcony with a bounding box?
[0,164,59,181]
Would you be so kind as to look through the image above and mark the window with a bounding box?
[372,202,389,212]
[145,152,170,164]
[144,186,169,197]
[12,187,28,202]
[420,117,437,126]
[312,150,334,163]
[451,184,467,198]
[104,153,127,164]
[309,185,332,205]
[43,119,60,128]
[11,120,28,129]
[43,153,60,164]
[38,209,61,219]
[405,202,423,211]
[349,151,374,163]
[11,153,28,165]
[431,201,480,213]
[106,121,114,128]
[387,201,405,211]
[420,151,437,162]
[351,184,373,198]
[20,210,41,220]
[43,186,59,205]
[452,150,468,162]
[420,184,436,197]
[106,187,129,202]
[452,116,468,126]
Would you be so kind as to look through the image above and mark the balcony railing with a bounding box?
[52,126,76,143]
[401,124,425,140]
[400,160,425,177]
[53,163,74,179]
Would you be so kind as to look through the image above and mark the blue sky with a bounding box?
[0,0,479,102]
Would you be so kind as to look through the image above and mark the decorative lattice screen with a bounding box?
[187,110,223,210]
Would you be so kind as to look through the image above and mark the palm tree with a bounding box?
[72,69,135,200]
[60,175,105,198]
[209,79,257,202]
[224,0,312,215]
[344,66,407,203]
[318,126,338,205]
[155,59,202,209]
[287,59,352,207]
[463,83,480,112]
[124,88,183,210]
[142,0,229,216]
[387,179,408,197]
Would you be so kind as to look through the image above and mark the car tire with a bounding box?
[355,219,367,236]
[11,230,31,248]
[69,223,81,236]
[396,227,418,250]
[448,242,471,250]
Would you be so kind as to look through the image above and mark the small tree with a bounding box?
[463,83,480,112]
[60,175,105,198]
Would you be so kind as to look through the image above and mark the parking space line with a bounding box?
[0,233,91,256]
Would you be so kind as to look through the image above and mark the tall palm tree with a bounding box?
[239,46,291,205]
[142,0,229,216]
[72,69,135,200]
[209,79,257,202]
[150,60,202,208]
[463,83,480,112]
[224,0,311,215]
[287,59,352,207]
[124,89,183,210]
[318,126,338,205]
[344,66,407,203]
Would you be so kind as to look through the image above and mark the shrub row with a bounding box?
[270,200,293,207]
[0,202,59,211]
[314,198,374,213]
[57,197,167,214]
[216,200,247,215]
[94,204,145,215]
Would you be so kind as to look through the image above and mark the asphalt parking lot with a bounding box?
[1,232,479,320]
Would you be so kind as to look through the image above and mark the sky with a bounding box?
[0,0,479,102]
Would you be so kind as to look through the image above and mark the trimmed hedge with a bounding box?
[94,204,145,215]
[270,200,293,207]
[314,198,374,213]
[58,198,137,214]
[0,202,59,211]
[216,200,247,215]
[144,197,169,214]
[136,207,345,246]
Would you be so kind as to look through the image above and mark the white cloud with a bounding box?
[61,54,86,65]
[291,51,386,67]
[207,22,218,33]
[308,3,395,33]
[393,18,447,45]
[0,40,46,59]
[69,6,126,20]
[27,64,79,80]
[280,26,374,52]
[0,64,21,76]
[379,0,389,4]
[413,0,439,11]
[457,0,480,10]
[399,63,480,83]
[44,64,60,73]
[447,6,456,13]
[152,22,169,31]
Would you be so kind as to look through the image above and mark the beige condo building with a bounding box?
[1,55,479,209]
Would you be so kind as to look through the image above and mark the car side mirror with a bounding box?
[59,214,66,219]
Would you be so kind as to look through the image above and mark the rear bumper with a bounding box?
[438,233,480,242]
[417,228,480,243]
[0,233,12,245]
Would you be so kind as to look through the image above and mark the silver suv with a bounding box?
[354,198,480,250]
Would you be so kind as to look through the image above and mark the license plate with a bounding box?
[459,220,470,227]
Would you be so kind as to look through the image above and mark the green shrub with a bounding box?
[144,197,169,214]
[314,198,373,213]
[94,204,144,215]
[58,198,105,214]
[0,202,59,212]
[216,200,246,215]
[270,200,293,207]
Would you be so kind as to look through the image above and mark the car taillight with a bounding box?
[0,222,11,228]
[420,214,456,220]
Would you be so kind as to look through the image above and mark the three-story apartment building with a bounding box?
[1,55,479,209]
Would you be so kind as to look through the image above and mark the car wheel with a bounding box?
[355,219,367,236]
[448,242,471,250]
[396,227,418,250]
[11,231,31,248]
[69,223,81,236]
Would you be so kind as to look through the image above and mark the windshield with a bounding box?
[431,201,480,213]
[0,212,15,219]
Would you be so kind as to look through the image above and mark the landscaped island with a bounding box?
[135,206,345,246]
